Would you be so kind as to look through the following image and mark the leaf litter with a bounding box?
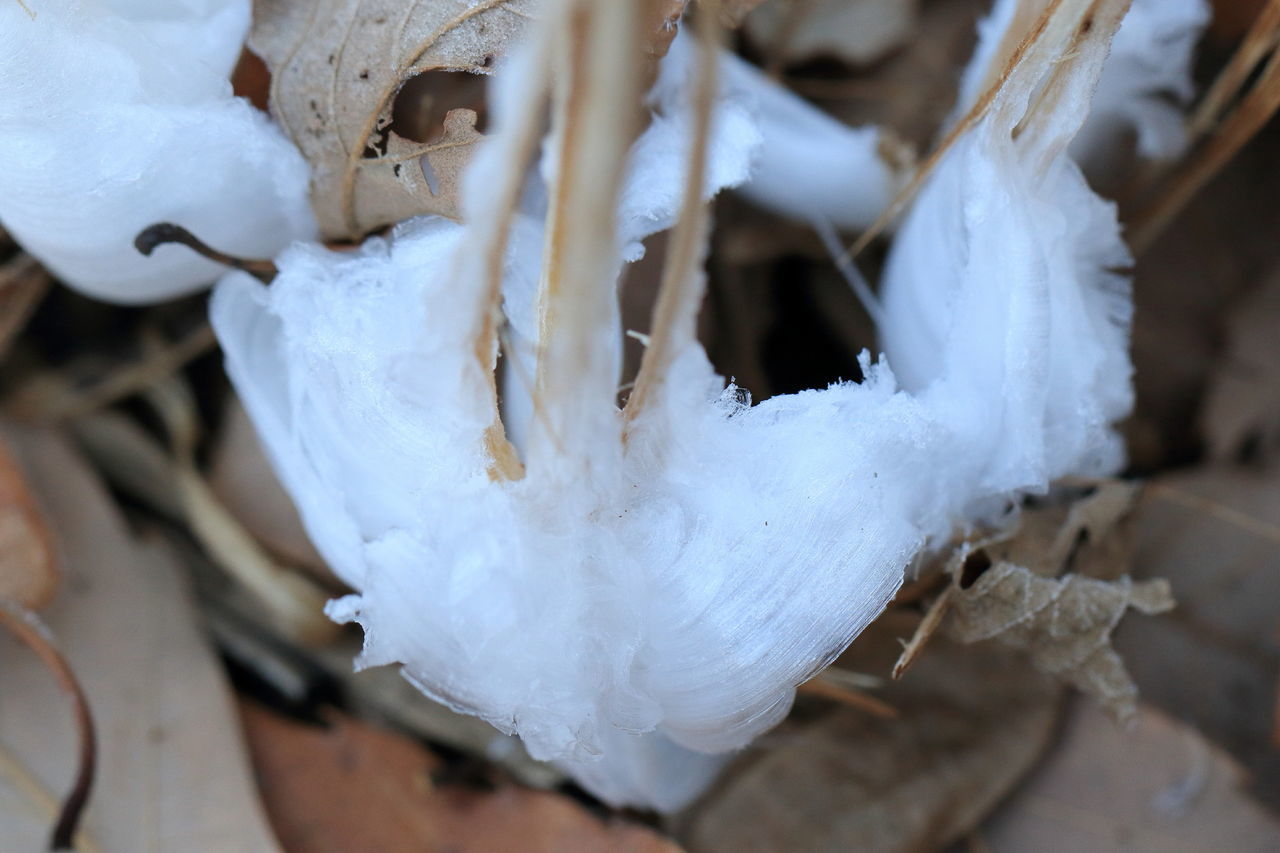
[1,0,1279,849]
[249,0,537,239]
[892,481,1175,723]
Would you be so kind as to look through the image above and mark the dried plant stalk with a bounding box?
[1187,0,1280,143]
[1129,6,1280,252]
[625,1,722,422]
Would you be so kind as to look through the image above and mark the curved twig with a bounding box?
[0,601,97,852]
[134,223,278,280]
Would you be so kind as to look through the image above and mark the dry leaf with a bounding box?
[1117,463,1280,804]
[947,565,1175,723]
[744,0,920,68]
[0,436,56,609]
[680,615,1061,853]
[251,0,688,240]
[0,427,278,851]
[896,482,1171,721]
[240,700,682,853]
[980,702,1280,852]
[249,0,536,239]
[991,480,1142,580]
[1199,264,1280,461]
[894,481,1143,680]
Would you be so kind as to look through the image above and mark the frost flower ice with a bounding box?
[211,0,1153,811]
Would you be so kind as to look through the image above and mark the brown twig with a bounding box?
[0,601,97,851]
[799,671,898,718]
[624,0,721,422]
[134,223,278,279]
[1186,0,1280,145]
[892,583,955,680]
[1128,9,1280,254]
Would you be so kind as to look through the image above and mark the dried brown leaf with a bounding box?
[1199,265,1280,460]
[981,702,1280,852]
[894,481,1141,680]
[0,437,56,609]
[892,481,1165,719]
[252,0,689,241]
[948,564,1174,723]
[1117,463,1280,803]
[993,480,1140,580]
[240,700,681,853]
[0,427,278,851]
[250,0,538,239]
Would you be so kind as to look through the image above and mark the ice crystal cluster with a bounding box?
[0,0,1209,811]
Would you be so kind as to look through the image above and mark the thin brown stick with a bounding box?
[0,602,97,852]
[892,584,955,680]
[1186,0,1280,144]
[799,673,899,718]
[1126,5,1280,256]
[529,0,642,456]
[461,10,556,483]
[0,743,105,853]
[0,252,51,362]
[1128,45,1280,254]
[143,377,338,645]
[624,0,721,422]
[134,223,277,279]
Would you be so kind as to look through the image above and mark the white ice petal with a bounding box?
[214,0,1141,812]
[882,0,1134,505]
[556,728,728,814]
[0,0,315,303]
[722,47,909,230]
